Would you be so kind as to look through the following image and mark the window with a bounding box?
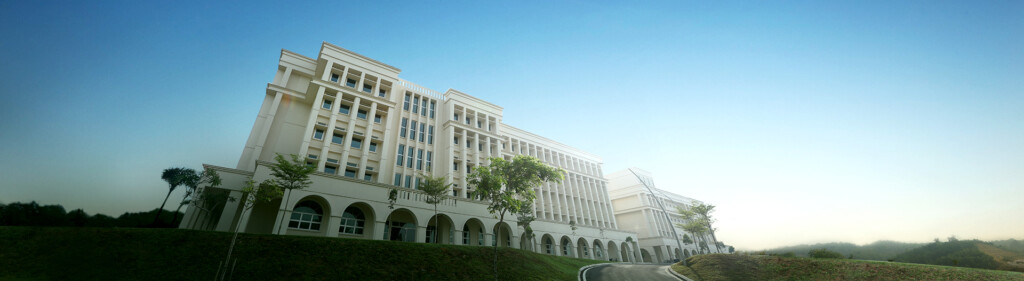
[453,162,458,171]
[410,121,417,140]
[374,115,382,124]
[339,207,365,235]
[288,201,323,231]
[403,94,411,111]
[313,129,325,140]
[369,142,377,153]
[462,225,470,245]
[363,174,373,181]
[405,175,412,188]
[416,149,423,170]
[419,123,425,142]
[378,89,387,98]
[412,97,419,114]
[400,118,408,138]
[420,99,427,116]
[478,143,483,151]
[339,104,350,114]
[324,166,337,175]
[332,133,344,145]
[426,151,432,171]
[466,116,471,125]
[429,101,436,118]
[478,227,484,245]
[346,78,356,88]
[454,137,459,144]
[454,113,459,121]
[477,121,482,128]
[344,169,356,178]
[393,173,402,186]
[396,144,405,166]
[357,110,367,120]
[351,138,362,149]
[452,190,458,197]
[427,126,434,144]
[466,139,470,148]
[362,84,372,93]
[330,73,340,82]
[322,99,333,110]
[407,147,414,168]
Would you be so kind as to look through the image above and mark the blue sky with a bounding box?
[1,0,1021,249]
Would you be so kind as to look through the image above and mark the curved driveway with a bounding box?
[583,264,681,281]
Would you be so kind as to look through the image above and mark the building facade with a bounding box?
[606,168,723,263]
[179,42,641,262]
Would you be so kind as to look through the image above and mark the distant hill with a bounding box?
[765,240,925,261]
[894,239,1024,272]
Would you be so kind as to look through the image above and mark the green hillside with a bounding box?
[671,254,1024,281]
[0,227,604,281]
[894,239,1024,272]
[764,240,924,261]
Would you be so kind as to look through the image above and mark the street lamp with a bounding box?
[627,168,687,266]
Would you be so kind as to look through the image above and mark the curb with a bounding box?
[665,265,694,281]
[578,262,633,281]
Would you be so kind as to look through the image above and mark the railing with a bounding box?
[398,79,445,101]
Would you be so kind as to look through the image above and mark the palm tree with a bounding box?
[155,167,189,225]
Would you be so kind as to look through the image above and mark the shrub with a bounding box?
[808,248,845,259]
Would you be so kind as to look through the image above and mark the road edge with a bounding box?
[664,265,694,281]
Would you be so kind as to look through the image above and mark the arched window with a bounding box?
[289,201,323,231]
[339,207,365,235]
[462,224,470,245]
[544,237,553,254]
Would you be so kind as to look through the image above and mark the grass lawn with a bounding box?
[0,226,605,280]
[672,254,1024,281]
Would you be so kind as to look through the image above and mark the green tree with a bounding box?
[678,203,721,253]
[515,208,537,251]
[270,154,316,234]
[220,180,283,281]
[156,167,190,225]
[682,234,693,245]
[177,167,222,227]
[418,172,451,243]
[809,248,845,259]
[469,155,564,281]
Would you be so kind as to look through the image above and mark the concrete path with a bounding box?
[582,264,681,281]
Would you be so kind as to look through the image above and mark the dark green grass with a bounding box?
[0,226,604,281]
[672,254,1024,281]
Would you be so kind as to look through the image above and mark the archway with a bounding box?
[684,249,691,258]
[675,248,684,262]
[560,236,574,257]
[592,239,605,260]
[462,218,486,246]
[542,234,556,255]
[620,242,631,262]
[492,222,513,247]
[426,213,455,244]
[607,241,620,262]
[640,249,653,263]
[285,196,331,236]
[339,202,375,239]
[577,238,590,259]
[384,208,417,242]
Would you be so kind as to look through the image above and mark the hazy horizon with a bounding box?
[2,1,1021,250]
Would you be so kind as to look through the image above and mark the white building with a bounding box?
[179,42,641,262]
[606,168,723,263]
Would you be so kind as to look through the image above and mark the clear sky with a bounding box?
[1,1,1021,250]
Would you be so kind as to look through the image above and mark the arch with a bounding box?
[339,202,375,240]
[675,248,684,262]
[462,218,486,246]
[520,233,533,251]
[542,234,556,255]
[577,238,590,259]
[560,236,574,257]
[285,195,331,236]
[606,241,620,262]
[384,208,417,242]
[640,249,653,263]
[426,213,455,244]
[492,222,513,247]
[620,242,631,262]
[684,249,690,258]
[592,239,605,260]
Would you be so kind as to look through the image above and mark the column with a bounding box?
[215,190,244,232]
[357,101,378,178]
[340,96,362,165]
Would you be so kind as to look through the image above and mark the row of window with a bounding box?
[322,99,383,123]
[453,136,488,152]
[403,93,436,118]
[329,73,388,98]
[453,113,492,131]
[312,129,379,152]
[399,118,434,144]
[395,145,432,171]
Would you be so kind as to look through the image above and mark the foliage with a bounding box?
[0,227,606,280]
[418,172,451,243]
[894,239,1005,270]
[764,240,926,261]
[728,246,735,253]
[683,234,694,245]
[808,248,845,259]
[515,209,536,241]
[267,154,315,191]
[672,254,1024,281]
[156,167,191,224]
[0,201,181,228]
[174,167,222,225]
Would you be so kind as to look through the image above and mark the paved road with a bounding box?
[583,264,680,281]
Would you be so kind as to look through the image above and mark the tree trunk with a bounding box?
[494,211,504,281]
[432,205,438,243]
[154,189,172,225]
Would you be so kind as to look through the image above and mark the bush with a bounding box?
[809,248,845,259]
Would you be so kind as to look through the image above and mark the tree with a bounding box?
[174,167,222,226]
[469,155,564,281]
[220,180,283,281]
[418,172,451,243]
[678,203,722,253]
[155,167,190,225]
[270,153,316,234]
[809,248,845,259]
[515,208,537,251]
[682,234,693,245]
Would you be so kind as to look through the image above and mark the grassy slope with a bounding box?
[672,254,1024,281]
[0,227,604,281]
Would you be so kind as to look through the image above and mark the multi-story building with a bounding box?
[606,168,722,263]
[179,42,641,262]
